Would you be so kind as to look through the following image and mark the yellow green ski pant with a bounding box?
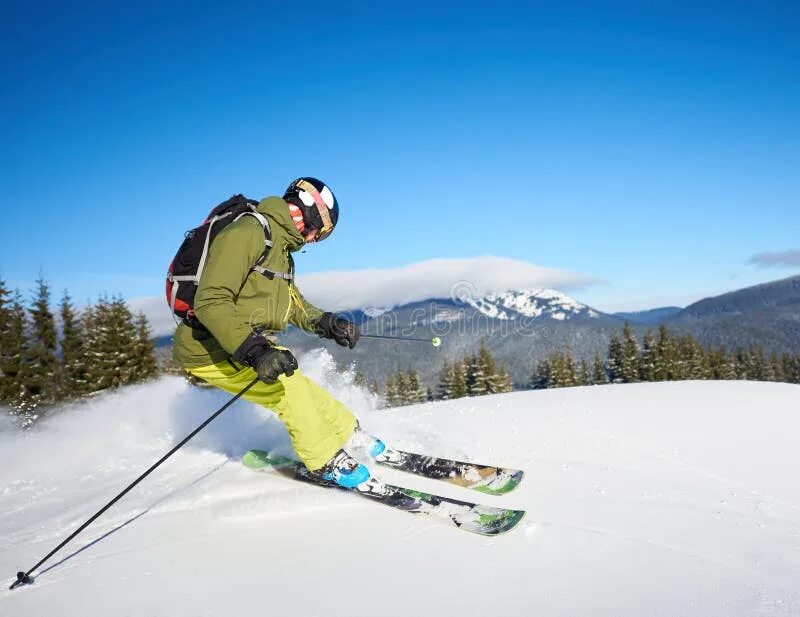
[189,360,357,471]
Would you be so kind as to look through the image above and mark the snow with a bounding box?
[467,288,599,321]
[2,351,799,616]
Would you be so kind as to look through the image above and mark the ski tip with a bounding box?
[241,449,271,469]
[482,508,527,535]
[473,469,525,496]
[242,449,297,470]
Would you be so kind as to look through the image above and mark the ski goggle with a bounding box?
[295,179,334,241]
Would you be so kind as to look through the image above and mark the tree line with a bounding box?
[0,277,158,425]
[531,323,800,389]
[383,341,512,407]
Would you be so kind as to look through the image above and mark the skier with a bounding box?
[172,178,383,488]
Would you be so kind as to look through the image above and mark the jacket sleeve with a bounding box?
[194,217,265,356]
[288,284,325,332]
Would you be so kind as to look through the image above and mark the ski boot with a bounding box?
[315,449,371,489]
[345,425,403,465]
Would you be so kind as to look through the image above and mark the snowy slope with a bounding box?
[2,350,799,617]
[466,288,601,321]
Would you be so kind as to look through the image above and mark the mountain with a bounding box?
[613,306,683,324]
[465,288,601,321]
[665,274,800,352]
[282,288,622,386]
[3,374,799,616]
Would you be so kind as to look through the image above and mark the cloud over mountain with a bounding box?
[296,256,598,311]
[134,257,597,336]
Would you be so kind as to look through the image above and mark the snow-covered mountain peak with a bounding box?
[465,288,600,321]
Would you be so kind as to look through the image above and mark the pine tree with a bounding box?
[395,369,410,405]
[58,291,88,397]
[405,369,427,404]
[677,335,708,380]
[132,311,158,382]
[552,352,578,388]
[530,358,553,389]
[0,290,28,408]
[20,277,59,411]
[452,359,468,398]
[620,323,640,383]
[477,341,498,394]
[654,325,677,381]
[383,373,401,408]
[84,295,139,392]
[592,353,608,385]
[465,354,487,396]
[493,365,513,393]
[0,279,11,402]
[578,359,591,386]
[607,333,625,383]
[436,360,455,400]
[639,330,658,381]
[707,348,735,380]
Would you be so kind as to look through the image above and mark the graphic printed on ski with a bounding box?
[241,450,526,536]
[376,446,524,495]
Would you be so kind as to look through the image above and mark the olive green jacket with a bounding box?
[172,196,324,369]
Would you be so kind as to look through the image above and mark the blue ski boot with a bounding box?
[317,449,371,489]
[344,426,403,465]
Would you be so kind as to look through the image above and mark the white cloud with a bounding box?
[131,256,597,336]
[128,296,178,338]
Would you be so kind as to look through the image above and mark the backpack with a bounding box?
[166,194,293,329]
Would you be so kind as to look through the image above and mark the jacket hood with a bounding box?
[257,196,306,252]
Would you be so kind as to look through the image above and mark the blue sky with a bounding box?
[1,1,798,312]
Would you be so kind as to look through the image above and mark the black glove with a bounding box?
[314,312,360,349]
[233,333,298,384]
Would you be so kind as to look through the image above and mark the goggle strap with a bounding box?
[296,179,333,236]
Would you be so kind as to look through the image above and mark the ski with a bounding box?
[242,450,525,536]
[376,445,524,496]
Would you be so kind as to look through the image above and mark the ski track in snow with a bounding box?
[1,350,800,616]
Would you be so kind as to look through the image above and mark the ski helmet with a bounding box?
[283,177,339,241]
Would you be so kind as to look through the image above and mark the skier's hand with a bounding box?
[233,333,298,383]
[252,347,298,384]
[315,312,360,349]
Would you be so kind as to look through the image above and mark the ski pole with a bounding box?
[9,377,259,591]
[361,333,442,347]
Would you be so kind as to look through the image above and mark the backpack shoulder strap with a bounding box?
[236,211,294,281]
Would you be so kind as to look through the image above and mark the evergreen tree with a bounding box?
[607,333,625,383]
[639,330,658,381]
[58,291,88,397]
[395,369,410,405]
[452,359,468,398]
[494,366,513,393]
[84,295,139,392]
[464,354,487,396]
[404,369,427,404]
[654,325,677,381]
[0,279,11,402]
[132,311,158,382]
[707,347,735,380]
[676,335,708,380]
[551,352,578,388]
[20,277,59,411]
[383,373,401,408]
[769,353,784,383]
[592,353,608,385]
[620,323,640,383]
[530,357,553,389]
[0,290,28,408]
[436,360,455,400]
[578,359,591,386]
